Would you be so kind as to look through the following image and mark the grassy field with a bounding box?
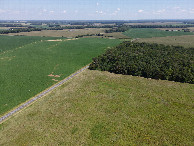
[5,28,108,37]
[103,32,130,39]
[123,28,194,38]
[136,35,194,48]
[0,37,121,115]
[0,69,193,145]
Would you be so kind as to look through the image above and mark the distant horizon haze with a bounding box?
[0,0,194,20]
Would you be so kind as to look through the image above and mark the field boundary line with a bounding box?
[0,65,89,124]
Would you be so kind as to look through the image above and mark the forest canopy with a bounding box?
[89,42,194,83]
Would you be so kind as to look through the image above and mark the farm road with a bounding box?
[0,66,89,124]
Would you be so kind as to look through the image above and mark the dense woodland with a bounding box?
[89,42,194,83]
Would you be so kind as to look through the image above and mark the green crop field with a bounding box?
[0,35,63,53]
[0,70,193,145]
[123,28,194,38]
[0,36,121,115]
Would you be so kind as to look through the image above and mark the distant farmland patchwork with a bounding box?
[3,28,108,38]
[0,21,194,145]
[1,26,194,117]
[0,36,121,115]
[123,28,194,38]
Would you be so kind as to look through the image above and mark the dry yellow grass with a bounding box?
[136,35,194,48]
[6,28,108,37]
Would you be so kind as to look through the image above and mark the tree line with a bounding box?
[105,24,194,33]
[89,42,194,84]
[0,25,115,34]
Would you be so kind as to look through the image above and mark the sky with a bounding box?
[0,0,194,20]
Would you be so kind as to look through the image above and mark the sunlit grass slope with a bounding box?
[0,37,121,115]
[0,70,193,145]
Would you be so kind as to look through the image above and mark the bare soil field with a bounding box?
[5,28,108,37]
[136,35,194,48]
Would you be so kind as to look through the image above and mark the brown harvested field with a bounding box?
[5,28,108,37]
[136,35,194,48]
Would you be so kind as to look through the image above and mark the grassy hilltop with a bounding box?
[0,69,193,145]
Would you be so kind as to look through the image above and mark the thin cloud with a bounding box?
[112,8,121,15]
[181,9,187,12]
[63,10,67,14]
[97,2,99,6]
[0,9,6,14]
[96,10,106,15]
[96,10,103,14]
[138,10,144,13]
[157,9,166,13]
[190,9,194,13]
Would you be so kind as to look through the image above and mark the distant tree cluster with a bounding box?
[63,25,114,29]
[0,25,115,34]
[105,25,130,33]
[89,42,194,83]
[0,28,42,34]
[130,24,194,28]
[0,26,66,34]
[0,24,23,27]
[105,24,194,33]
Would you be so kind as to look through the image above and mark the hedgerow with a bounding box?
[89,42,194,83]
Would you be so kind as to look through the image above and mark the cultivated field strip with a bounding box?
[0,66,89,124]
